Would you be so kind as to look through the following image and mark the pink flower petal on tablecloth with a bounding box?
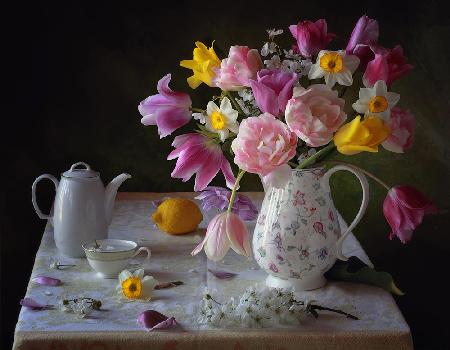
[138,310,177,331]
[208,269,237,279]
[20,297,53,310]
[32,276,62,286]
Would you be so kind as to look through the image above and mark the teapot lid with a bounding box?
[62,162,99,179]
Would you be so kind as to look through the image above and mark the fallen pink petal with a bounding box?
[20,298,53,310]
[208,269,238,279]
[137,310,177,331]
[32,276,62,286]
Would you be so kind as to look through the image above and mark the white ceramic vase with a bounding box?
[253,165,369,291]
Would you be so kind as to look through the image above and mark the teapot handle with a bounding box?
[32,174,59,221]
[321,165,369,261]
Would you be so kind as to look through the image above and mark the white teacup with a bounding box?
[82,239,151,278]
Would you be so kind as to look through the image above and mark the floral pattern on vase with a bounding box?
[253,167,364,290]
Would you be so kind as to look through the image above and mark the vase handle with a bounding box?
[321,165,370,261]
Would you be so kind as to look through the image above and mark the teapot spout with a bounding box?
[105,173,131,225]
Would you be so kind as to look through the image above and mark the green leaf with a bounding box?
[325,256,404,296]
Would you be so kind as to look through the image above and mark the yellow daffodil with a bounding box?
[334,115,390,155]
[180,41,221,89]
[117,269,158,301]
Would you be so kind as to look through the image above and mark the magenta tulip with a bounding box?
[191,212,251,261]
[346,15,379,68]
[363,46,413,88]
[139,74,192,138]
[250,69,298,117]
[168,133,236,191]
[289,19,335,58]
[383,186,437,243]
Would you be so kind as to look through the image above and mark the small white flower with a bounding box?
[193,112,206,124]
[281,59,300,73]
[264,55,281,69]
[237,88,254,102]
[352,80,400,120]
[308,50,360,88]
[205,97,239,142]
[261,42,278,57]
[266,28,283,40]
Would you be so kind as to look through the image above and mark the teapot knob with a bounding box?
[69,162,91,171]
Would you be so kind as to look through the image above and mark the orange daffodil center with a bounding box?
[319,52,344,73]
[121,277,142,299]
[368,96,389,113]
[211,111,226,130]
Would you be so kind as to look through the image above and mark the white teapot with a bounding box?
[32,162,131,257]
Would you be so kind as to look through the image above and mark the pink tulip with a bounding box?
[191,212,251,261]
[363,46,413,88]
[168,133,236,191]
[382,107,416,153]
[346,15,379,68]
[215,46,263,91]
[249,69,298,117]
[139,74,192,138]
[383,186,437,243]
[231,113,297,188]
[285,84,347,147]
[289,19,335,58]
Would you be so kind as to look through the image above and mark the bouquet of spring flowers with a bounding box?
[138,15,437,262]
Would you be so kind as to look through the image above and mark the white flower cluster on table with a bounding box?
[198,286,313,328]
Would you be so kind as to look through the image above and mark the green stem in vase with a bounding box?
[224,91,246,117]
[227,169,246,212]
[324,160,391,191]
[296,143,335,169]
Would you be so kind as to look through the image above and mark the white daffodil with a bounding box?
[116,269,158,301]
[352,80,400,120]
[205,97,239,142]
[308,50,360,88]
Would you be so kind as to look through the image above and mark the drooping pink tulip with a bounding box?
[249,69,298,117]
[363,46,413,88]
[191,212,251,261]
[346,15,379,68]
[139,74,192,138]
[168,133,236,191]
[382,107,416,153]
[214,46,263,91]
[383,186,437,243]
[289,19,335,58]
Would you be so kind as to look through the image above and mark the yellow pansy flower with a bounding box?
[180,41,221,89]
[334,115,390,155]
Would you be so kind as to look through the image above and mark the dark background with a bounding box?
[2,0,450,349]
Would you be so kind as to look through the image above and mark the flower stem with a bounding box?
[227,170,246,212]
[338,86,348,98]
[224,91,246,117]
[191,107,205,113]
[324,160,391,191]
[311,305,359,320]
[296,143,335,169]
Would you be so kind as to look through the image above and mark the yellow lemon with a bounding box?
[152,198,203,235]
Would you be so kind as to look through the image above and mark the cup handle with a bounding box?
[321,165,369,261]
[133,247,151,260]
[32,174,59,222]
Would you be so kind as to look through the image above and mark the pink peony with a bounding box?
[167,133,236,191]
[285,85,347,147]
[382,107,416,153]
[214,46,263,91]
[191,212,251,261]
[289,19,335,58]
[383,186,437,243]
[249,69,298,117]
[139,74,192,138]
[363,45,413,88]
[346,15,379,69]
[231,113,297,188]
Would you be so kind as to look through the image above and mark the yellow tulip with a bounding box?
[180,41,221,89]
[334,115,390,155]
